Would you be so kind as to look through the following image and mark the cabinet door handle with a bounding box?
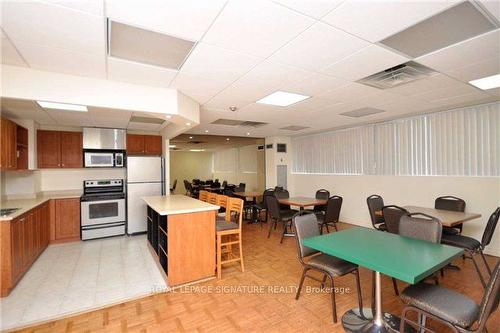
[61,163,65,167]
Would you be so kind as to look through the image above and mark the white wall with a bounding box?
[291,174,500,256]
[169,151,214,194]
[265,137,292,189]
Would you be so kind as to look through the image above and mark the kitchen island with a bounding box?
[142,195,219,287]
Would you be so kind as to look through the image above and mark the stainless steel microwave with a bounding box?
[84,151,125,168]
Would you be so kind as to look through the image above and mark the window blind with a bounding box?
[292,102,499,176]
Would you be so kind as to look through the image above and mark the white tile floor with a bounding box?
[0,235,168,330]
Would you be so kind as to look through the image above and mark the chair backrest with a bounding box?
[367,194,385,227]
[274,189,290,199]
[399,213,442,243]
[382,205,409,235]
[434,196,466,212]
[226,197,243,230]
[192,179,200,185]
[212,181,221,188]
[205,180,213,185]
[476,261,500,331]
[199,190,208,202]
[314,189,330,210]
[261,188,275,209]
[266,195,281,220]
[324,196,342,224]
[216,195,228,209]
[293,213,320,260]
[222,180,228,188]
[481,207,500,248]
[207,192,217,205]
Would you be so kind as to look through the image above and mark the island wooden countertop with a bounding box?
[142,195,219,216]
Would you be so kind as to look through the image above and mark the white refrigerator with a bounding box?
[127,156,164,235]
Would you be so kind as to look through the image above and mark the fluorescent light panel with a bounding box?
[189,149,205,152]
[37,101,88,112]
[469,74,500,90]
[256,91,310,107]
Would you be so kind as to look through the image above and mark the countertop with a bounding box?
[143,195,219,216]
[0,190,82,221]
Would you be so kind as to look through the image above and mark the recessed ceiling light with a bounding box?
[189,149,205,152]
[186,122,191,126]
[37,101,88,112]
[169,145,176,148]
[189,136,193,139]
[246,132,250,136]
[166,115,172,119]
[226,138,230,141]
[469,74,500,90]
[256,91,310,107]
[204,130,209,133]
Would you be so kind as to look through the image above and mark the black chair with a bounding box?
[435,196,466,235]
[314,189,330,213]
[383,213,441,299]
[266,195,296,243]
[367,194,387,231]
[400,261,500,333]
[253,188,274,224]
[274,188,298,215]
[442,207,499,288]
[170,179,177,194]
[293,213,363,323]
[316,195,342,234]
[382,205,409,235]
[222,180,228,189]
[184,180,191,196]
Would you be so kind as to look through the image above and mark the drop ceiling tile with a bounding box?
[2,1,106,56]
[0,98,56,125]
[107,57,177,88]
[105,0,227,41]
[322,44,410,81]
[322,0,458,42]
[410,81,481,102]
[285,96,340,112]
[203,0,314,58]
[318,82,381,103]
[44,108,93,127]
[170,72,230,104]
[1,31,28,67]
[180,43,260,85]
[127,122,163,131]
[270,22,369,72]
[272,0,345,19]
[202,90,255,111]
[13,41,106,78]
[280,72,348,96]
[416,30,500,81]
[428,91,495,108]
[43,0,104,16]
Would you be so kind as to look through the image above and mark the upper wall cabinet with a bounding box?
[127,134,162,156]
[37,130,83,169]
[0,117,28,170]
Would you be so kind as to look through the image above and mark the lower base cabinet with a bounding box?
[1,198,79,297]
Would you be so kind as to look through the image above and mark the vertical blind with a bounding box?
[292,102,499,176]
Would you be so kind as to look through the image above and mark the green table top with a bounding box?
[303,227,463,284]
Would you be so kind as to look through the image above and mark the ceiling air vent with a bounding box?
[357,61,435,89]
[280,125,309,131]
[340,107,385,118]
[129,116,165,124]
[211,119,268,127]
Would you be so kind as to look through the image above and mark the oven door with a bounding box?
[84,152,115,167]
[81,198,125,226]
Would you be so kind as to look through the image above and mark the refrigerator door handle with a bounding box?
[161,157,165,195]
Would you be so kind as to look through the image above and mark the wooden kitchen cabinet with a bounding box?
[37,130,82,168]
[0,117,18,170]
[1,201,52,297]
[127,134,162,155]
[60,131,83,168]
[54,198,80,241]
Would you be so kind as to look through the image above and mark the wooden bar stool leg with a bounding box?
[217,234,222,279]
[239,234,244,272]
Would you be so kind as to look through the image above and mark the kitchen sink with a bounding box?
[0,208,20,217]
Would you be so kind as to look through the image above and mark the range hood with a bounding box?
[83,127,126,150]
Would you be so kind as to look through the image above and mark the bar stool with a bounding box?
[199,190,208,202]
[207,192,217,205]
[216,197,244,279]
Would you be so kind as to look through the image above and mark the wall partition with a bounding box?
[292,102,499,177]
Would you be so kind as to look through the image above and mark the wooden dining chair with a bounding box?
[207,192,217,205]
[216,194,228,219]
[198,190,208,202]
[216,197,244,279]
